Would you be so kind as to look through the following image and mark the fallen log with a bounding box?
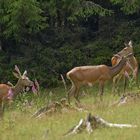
[32,98,87,118]
[32,101,62,118]
[94,115,137,128]
[64,113,137,136]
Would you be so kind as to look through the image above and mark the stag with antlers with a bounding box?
[111,41,139,92]
[0,65,35,117]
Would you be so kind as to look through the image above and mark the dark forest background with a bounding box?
[0,0,140,87]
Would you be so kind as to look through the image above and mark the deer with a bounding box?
[111,41,139,93]
[66,53,133,104]
[0,65,34,117]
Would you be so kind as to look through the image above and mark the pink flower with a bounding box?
[7,89,14,100]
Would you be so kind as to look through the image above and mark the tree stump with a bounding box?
[64,113,137,136]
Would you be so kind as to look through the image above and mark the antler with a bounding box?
[15,65,22,76]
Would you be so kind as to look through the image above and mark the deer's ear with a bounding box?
[128,40,133,47]
[23,70,27,76]
[13,72,20,79]
[14,65,22,76]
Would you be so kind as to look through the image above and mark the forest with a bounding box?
[0,0,140,87]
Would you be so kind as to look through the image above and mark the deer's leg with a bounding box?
[112,77,115,93]
[99,81,104,101]
[113,74,123,95]
[0,100,4,119]
[123,76,127,93]
[112,74,122,94]
[112,76,117,93]
[67,86,73,104]
[67,84,77,104]
[133,68,139,88]
[74,85,80,104]
[0,103,2,118]
[123,72,130,93]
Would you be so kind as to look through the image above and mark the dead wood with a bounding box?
[111,92,140,106]
[93,115,137,128]
[64,113,137,136]
[32,101,62,118]
[32,98,87,118]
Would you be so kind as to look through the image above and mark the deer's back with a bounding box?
[67,65,111,83]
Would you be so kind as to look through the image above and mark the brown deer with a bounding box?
[66,53,133,104]
[0,65,34,117]
[111,41,139,92]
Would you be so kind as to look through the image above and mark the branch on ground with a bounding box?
[64,113,137,136]
[32,98,87,118]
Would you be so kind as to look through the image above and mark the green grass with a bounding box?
[0,85,140,140]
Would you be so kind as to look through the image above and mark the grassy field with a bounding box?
[0,85,140,140]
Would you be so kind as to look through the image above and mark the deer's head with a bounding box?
[112,41,134,66]
[117,40,134,57]
[13,65,33,87]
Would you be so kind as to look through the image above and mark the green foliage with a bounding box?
[110,0,140,14]
[0,0,140,87]
[0,0,11,24]
[71,1,113,19]
[2,0,47,42]
[39,0,112,25]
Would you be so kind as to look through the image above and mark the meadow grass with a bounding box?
[0,84,140,140]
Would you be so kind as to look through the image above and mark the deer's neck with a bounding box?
[110,58,126,78]
[12,80,24,96]
[128,56,138,68]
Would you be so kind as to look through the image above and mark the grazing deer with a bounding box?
[66,53,133,104]
[111,41,139,92]
[0,65,34,117]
